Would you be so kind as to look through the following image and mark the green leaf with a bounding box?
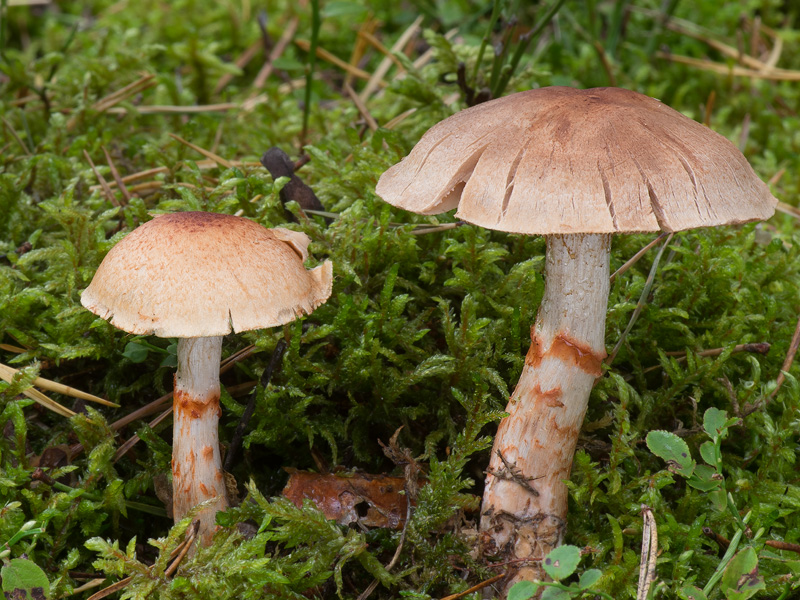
[578,568,602,589]
[1,558,51,599]
[721,547,765,600]
[699,441,716,466]
[646,430,696,478]
[508,581,539,600]
[122,341,149,363]
[703,407,729,439]
[687,464,721,492]
[540,587,570,600]
[542,545,581,581]
[679,585,708,600]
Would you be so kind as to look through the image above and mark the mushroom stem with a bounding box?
[173,336,228,544]
[480,233,611,590]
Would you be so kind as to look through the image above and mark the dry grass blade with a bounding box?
[214,38,263,96]
[0,363,118,407]
[86,576,132,600]
[610,232,669,284]
[253,17,299,90]
[0,366,76,418]
[0,343,27,353]
[358,30,408,71]
[168,133,234,169]
[106,103,238,114]
[344,82,379,131]
[164,520,199,576]
[657,52,800,81]
[608,233,674,366]
[383,108,417,130]
[113,406,172,463]
[294,38,374,81]
[1,116,32,156]
[410,222,463,235]
[84,150,120,207]
[68,73,156,131]
[102,146,132,203]
[86,522,198,600]
[776,201,800,220]
[637,506,658,600]
[66,578,107,597]
[629,343,771,381]
[360,15,422,101]
[93,73,157,112]
[219,344,256,375]
[347,17,378,86]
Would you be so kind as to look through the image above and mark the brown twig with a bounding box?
[438,574,507,600]
[294,38,374,81]
[168,133,234,170]
[1,116,32,156]
[101,146,132,203]
[253,17,299,90]
[343,82,379,131]
[637,506,658,600]
[213,38,263,96]
[769,311,800,401]
[84,150,120,207]
[360,16,422,101]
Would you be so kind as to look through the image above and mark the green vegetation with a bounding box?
[1,0,800,598]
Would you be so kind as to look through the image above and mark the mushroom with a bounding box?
[376,87,777,589]
[81,212,332,542]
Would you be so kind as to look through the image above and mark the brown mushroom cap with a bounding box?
[376,86,777,234]
[81,212,333,337]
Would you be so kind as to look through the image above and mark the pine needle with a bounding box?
[0,366,76,418]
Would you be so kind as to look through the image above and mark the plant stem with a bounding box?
[302,0,321,147]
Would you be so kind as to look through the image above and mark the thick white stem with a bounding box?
[172,336,228,544]
[480,233,611,591]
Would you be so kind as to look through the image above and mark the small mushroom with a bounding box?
[376,87,777,589]
[81,212,332,542]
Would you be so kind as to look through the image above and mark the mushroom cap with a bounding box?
[81,212,333,337]
[376,86,777,234]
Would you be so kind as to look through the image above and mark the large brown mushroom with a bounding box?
[376,86,777,590]
[81,212,332,542]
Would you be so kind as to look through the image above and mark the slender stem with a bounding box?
[172,336,227,544]
[480,233,611,591]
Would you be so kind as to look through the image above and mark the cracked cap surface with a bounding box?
[81,212,333,337]
[376,86,777,234]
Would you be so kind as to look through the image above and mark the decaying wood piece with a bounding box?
[283,470,411,529]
